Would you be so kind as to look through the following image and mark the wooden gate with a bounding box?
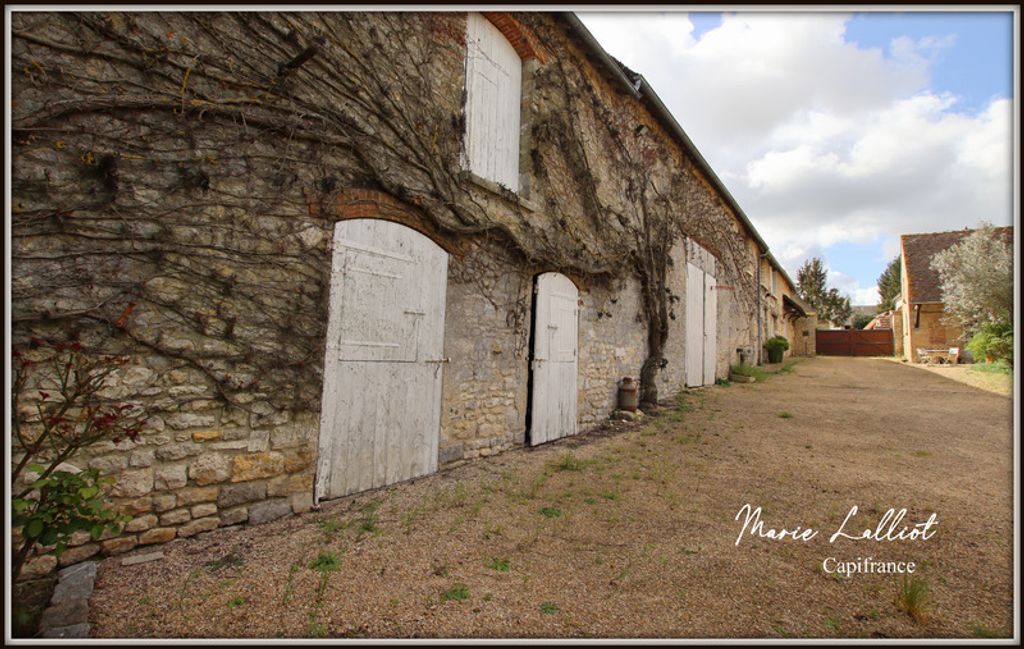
[685,261,718,387]
[315,219,449,502]
[815,329,894,356]
[529,272,579,445]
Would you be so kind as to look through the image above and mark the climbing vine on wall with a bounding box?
[11,11,758,415]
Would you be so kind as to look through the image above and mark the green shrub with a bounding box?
[967,321,1013,364]
[765,336,790,363]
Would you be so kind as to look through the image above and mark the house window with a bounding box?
[770,269,777,296]
[464,12,522,191]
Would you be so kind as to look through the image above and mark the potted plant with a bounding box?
[765,335,790,363]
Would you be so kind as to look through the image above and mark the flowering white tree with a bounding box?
[930,222,1013,334]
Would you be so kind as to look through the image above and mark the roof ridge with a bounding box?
[901,225,1013,239]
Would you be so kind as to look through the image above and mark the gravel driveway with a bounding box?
[89,356,1014,639]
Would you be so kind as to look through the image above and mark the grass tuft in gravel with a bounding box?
[308,551,341,574]
[539,506,561,518]
[968,621,1005,638]
[441,584,470,602]
[895,575,930,623]
[540,602,560,615]
[204,549,245,572]
[487,558,510,572]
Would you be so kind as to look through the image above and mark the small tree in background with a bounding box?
[930,222,1013,336]
[852,313,875,330]
[796,257,854,326]
[877,256,902,312]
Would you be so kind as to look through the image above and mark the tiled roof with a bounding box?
[902,226,1013,303]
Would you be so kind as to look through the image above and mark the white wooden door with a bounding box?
[703,273,718,385]
[529,273,578,445]
[685,262,705,387]
[685,262,718,387]
[315,219,449,501]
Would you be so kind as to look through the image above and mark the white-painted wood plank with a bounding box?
[685,262,704,387]
[703,273,718,386]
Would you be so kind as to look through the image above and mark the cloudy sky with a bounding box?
[578,10,1015,305]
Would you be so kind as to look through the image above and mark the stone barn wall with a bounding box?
[11,10,766,572]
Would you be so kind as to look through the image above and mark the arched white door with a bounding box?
[315,219,449,501]
[529,272,579,445]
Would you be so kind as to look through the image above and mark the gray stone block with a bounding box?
[218,480,267,507]
[50,570,95,605]
[438,443,464,465]
[57,561,97,582]
[121,551,164,566]
[39,598,89,628]
[41,623,90,638]
[247,498,291,525]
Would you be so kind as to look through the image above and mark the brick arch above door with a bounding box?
[309,188,469,257]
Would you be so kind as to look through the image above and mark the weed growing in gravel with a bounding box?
[309,551,341,573]
[400,507,423,534]
[483,593,493,602]
[911,450,932,458]
[674,432,702,445]
[895,575,930,622]
[487,558,510,572]
[306,611,327,638]
[483,524,504,540]
[778,360,797,374]
[552,453,584,471]
[227,596,247,609]
[527,473,550,500]
[539,506,562,518]
[204,549,245,572]
[824,615,841,631]
[441,484,471,508]
[771,623,794,638]
[778,411,794,419]
[540,602,560,615]
[278,563,301,627]
[356,512,381,536]
[353,501,382,537]
[969,622,1005,638]
[600,490,619,501]
[730,363,769,381]
[176,568,201,610]
[441,584,470,602]
[583,497,597,505]
[317,515,343,541]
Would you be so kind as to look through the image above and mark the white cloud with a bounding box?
[829,270,882,305]
[579,11,1012,303]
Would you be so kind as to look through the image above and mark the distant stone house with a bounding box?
[757,255,816,360]
[895,227,1013,362]
[10,11,814,569]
